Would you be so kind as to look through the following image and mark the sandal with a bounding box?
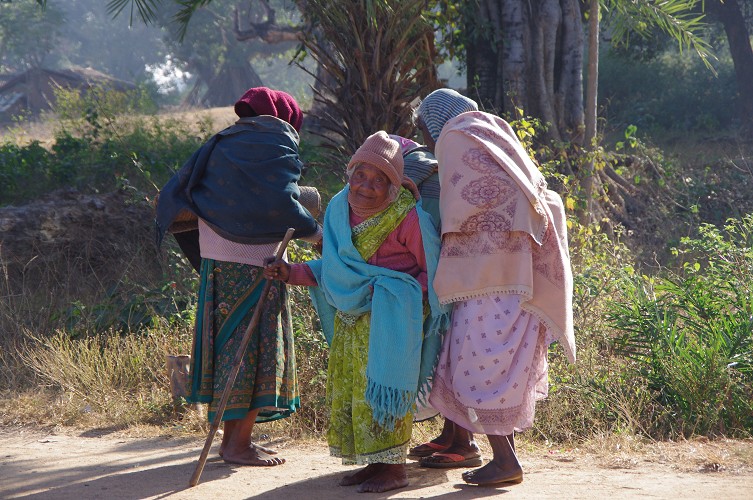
[419,452,483,469]
[408,441,449,459]
[463,469,523,486]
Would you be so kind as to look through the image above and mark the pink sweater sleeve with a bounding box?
[405,210,429,296]
[393,210,429,295]
[286,262,318,287]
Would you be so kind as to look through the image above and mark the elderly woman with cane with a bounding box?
[156,87,321,467]
[264,131,449,493]
[413,88,576,486]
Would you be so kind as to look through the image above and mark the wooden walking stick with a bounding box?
[189,227,295,487]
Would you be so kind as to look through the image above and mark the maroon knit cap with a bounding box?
[234,87,304,132]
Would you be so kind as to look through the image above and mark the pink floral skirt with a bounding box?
[429,294,548,435]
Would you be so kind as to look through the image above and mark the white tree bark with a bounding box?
[467,0,585,143]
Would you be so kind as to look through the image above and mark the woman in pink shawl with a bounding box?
[413,89,575,487]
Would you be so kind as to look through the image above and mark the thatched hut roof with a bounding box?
[0,66,136,122]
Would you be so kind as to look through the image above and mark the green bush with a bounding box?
[0,141,54,205]
[607,215,753,437]
[599,49,737,136]
[0,88,206,206]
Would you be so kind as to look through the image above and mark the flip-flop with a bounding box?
[419,452,483,469]
[463,470,523,486]
[408,441,449,458]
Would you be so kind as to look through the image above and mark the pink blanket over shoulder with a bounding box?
[434,111,575,363]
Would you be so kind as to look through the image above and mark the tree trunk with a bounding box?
[578,0,599,224]
[500,0,529,116]
[530,0,562,141]
[467,1,503,111]
[465,0,585,144]
[202,59,264,107]
[557,0,585,144]
[706,0,753,131]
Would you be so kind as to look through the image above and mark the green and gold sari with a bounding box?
[327,189,417,464]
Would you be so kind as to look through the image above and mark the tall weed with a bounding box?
[535,221,642,441]
[284,241,329,434]
[608,215,753,437]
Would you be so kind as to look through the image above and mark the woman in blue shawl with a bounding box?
[156,87,320,467]
[264,131,448,493]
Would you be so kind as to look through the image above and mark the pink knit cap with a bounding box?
[347,131,404,188]
[234,87,304,132]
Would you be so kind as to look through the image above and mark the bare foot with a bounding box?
[252,442,278,455]
[356,464,408,493]
[222,446,285,466]
[219,442,277,458]
[462,461,523,486]
[340,464,381,486]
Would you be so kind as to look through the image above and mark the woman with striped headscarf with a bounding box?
[412,89,575,487]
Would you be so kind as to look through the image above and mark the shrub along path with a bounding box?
[1,426,752,499]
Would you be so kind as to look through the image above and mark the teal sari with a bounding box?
[189,259,299,422]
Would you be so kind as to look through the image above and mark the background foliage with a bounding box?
[1,87,751,441]
[1,0,752,444]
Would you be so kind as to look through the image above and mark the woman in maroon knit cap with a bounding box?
[157,87,320,466]
[233,86,304,131]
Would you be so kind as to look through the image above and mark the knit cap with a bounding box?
[416,88,478,141]
[347,131,404,188]
[234,87,304,132]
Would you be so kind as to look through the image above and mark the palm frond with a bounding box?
[173,0,213,41]
[106,0,163,26]
[605,0,717,73]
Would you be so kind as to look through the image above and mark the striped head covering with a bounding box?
[416,88,478,141]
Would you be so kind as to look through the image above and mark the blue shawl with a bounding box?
[155,116,318,247]
[308,186,449,429]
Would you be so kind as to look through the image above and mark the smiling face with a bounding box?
[348,163,392,210]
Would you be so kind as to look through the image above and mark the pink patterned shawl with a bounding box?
[434,111,575,363]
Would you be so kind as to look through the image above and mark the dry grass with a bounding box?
[0,326,192,430]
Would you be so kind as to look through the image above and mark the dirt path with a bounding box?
[2,427,752,499]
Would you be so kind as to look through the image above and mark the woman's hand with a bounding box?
[263,258,291,282]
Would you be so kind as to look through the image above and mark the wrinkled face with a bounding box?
[349,163,391,209]
[416,117,435,153]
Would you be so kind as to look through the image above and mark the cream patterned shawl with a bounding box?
[434,111,575,363]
